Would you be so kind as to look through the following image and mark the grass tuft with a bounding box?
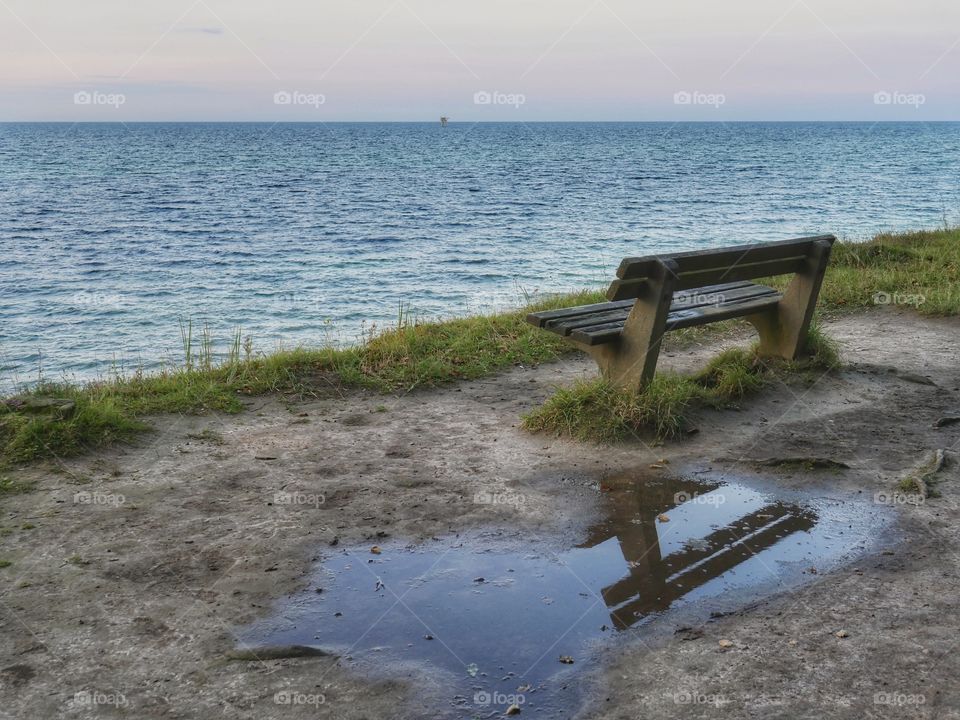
[523,328,842,442]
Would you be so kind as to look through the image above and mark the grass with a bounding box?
[522,325,840,442]
[794,227,960,316]
[0,228,954,463]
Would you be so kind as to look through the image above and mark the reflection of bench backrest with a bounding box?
[583,499,816,630]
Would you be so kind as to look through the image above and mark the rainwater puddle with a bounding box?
[238,473,892,717]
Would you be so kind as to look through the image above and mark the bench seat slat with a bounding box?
[542,283,779,337]
[526,280,757,329]
[569,292,782,346]
[526,299,635,328]
[666,293,782,331]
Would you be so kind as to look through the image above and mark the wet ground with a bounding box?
[238,471,894,717]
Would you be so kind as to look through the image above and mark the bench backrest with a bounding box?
[607,234,836,300]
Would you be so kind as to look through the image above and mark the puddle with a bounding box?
[237,474,892,717]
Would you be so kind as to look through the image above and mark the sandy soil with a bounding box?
[1,307,959,719]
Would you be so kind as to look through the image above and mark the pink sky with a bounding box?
[1,0,958,120]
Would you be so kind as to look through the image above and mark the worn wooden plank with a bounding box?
[672,256,806,292]
[568,321,630,346]
[547,283,779,337]
[608,256,805,300]
[668,282,778,312]
[616,235,834,280]
[666,293,782,330]
[526,299,634,328]
[527,280,761,328]
[570,291,782,345]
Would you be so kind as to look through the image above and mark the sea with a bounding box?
[1,121,957,388]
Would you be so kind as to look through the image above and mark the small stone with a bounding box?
[370,546,382,554]
[657,514,670,523]
[835,630,849,638]
[506,704,522,715]
[559,655,575,664]
[718,639,734,649]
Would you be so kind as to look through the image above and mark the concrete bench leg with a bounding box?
[747,238,833,360]
[579,260,679,390]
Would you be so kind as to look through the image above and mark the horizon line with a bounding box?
[2,119,958,124]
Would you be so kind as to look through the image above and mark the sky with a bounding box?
[0,0,958,121]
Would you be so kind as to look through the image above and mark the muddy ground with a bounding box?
[1,306,959,719]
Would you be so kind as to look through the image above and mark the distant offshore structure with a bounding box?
[440,116,449,127]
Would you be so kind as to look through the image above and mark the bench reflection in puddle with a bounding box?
[583,475,817,629]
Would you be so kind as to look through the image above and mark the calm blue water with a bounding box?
[1,122,958,388]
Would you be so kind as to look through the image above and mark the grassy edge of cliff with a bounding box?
[1,227,958,465]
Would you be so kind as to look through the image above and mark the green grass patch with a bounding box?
[523,328,839,442]
[1,228,957,464]
[789,227,960,316]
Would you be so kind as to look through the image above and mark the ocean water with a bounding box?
[1,121,958,388]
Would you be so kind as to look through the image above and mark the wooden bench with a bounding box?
[527,234,836,388]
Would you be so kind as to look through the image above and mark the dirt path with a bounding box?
[1,307,959,719]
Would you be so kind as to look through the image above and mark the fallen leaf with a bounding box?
[370,546,381,555]
[658,514,670,523]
